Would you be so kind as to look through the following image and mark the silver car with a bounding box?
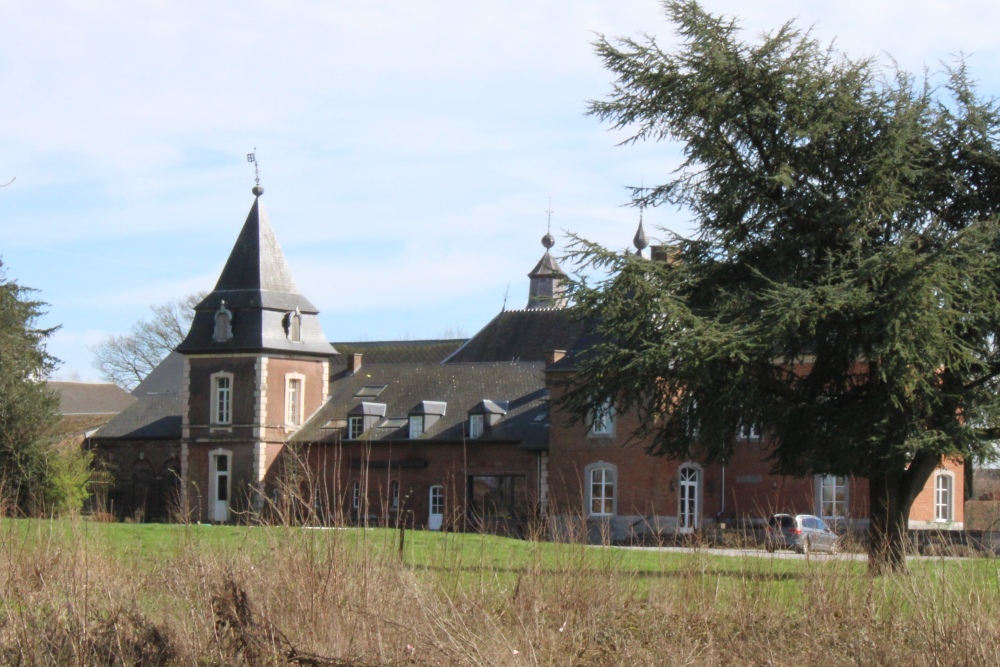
[765,513,839,554]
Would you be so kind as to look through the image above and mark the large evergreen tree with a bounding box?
[0,263,63,513]
[564,1,1000,573]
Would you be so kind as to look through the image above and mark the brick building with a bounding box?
[91,186,963,536]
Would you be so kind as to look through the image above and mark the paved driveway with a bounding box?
[618,545,968,561]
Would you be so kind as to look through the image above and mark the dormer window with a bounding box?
[469,414,484,438]
[468,400,508,438]
[213,301,233,342]
[409,415,424,438]
[408,401,447,439]
[347,402,385,439]
[348,415,364,439]
[286,308,302,343]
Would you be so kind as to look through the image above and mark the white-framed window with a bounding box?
[589,399,615,436]
[285,374,305,426]
[585,462,616,517]
[469,414,484,438]
[347,415,364,439]
[677,462,702,533]
[352,481,360,510]
[738,423,761,441]
[817,475,848,519]
[211,372,233,425]
[429,485,444,515]
[409,415,424,439]
[390,480,400,511]
[935,473,954,522]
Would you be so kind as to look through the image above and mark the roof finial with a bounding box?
[248,149,264,197]
[634,184,648,256]
[542,197,555,250]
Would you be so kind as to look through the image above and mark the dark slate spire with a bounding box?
[527,232,567,310]
[177,187,335,357]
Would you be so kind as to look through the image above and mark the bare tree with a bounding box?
[91,292,206,391]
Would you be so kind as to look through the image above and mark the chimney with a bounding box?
[545,349,566,366]
[650,245,677,264]
[347,353,362,374]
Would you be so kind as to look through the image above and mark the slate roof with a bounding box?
[46,381,136,415]
[444,309,585,364]
[331,339,467,369]
[527,250,565,279]
[293,362,550,450]
[94,352,183,441]
[177,192,335,358]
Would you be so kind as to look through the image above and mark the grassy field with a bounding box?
[0,519,997,665]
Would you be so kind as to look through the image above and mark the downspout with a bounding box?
[720,464,726,519]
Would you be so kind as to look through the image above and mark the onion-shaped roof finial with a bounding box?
[633,211,649,255]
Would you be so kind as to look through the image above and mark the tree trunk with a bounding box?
[867,451,940,575]
[867,469,909,574]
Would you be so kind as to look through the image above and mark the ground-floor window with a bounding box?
[585,463,616,517]
[935,473,954,522]
[817,475,848,519]
[468,475,527,520]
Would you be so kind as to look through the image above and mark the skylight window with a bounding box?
[355,385,388,399]
[379,417,408,429]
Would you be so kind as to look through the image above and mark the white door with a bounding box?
[678,466,699,534]
[212,453,230,522]
[428,485,444,530]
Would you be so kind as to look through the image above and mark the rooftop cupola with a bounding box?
[526,206,568,310]
[177,185,336,357]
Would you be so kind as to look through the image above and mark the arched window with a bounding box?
[213,301,233,342]
[584,462,617,517]
[678,463,702,533]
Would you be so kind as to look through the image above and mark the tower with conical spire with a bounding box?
[178,185,335,522]
[526,205,568,310]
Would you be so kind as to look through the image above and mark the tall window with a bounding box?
[819,475,848,519]
[285,376,304,426]
[409,415,424,439]
[590,400,615,436]
[288,310,302,342]
[935,474,953,522]
[469,414,484,438]
[347,415,364,439]
[212,373,233,425]
[588,465,615,516]
[390,480,400,511]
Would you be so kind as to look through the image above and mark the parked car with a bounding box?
[765,514,839,554]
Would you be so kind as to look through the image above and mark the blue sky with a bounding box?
[3,1,1000,382]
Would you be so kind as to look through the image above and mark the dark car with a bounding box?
[765,513,839,554]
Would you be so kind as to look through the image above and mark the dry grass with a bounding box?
[0,517,997,666]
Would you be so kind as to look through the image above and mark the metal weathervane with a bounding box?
[247,149,261,185]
